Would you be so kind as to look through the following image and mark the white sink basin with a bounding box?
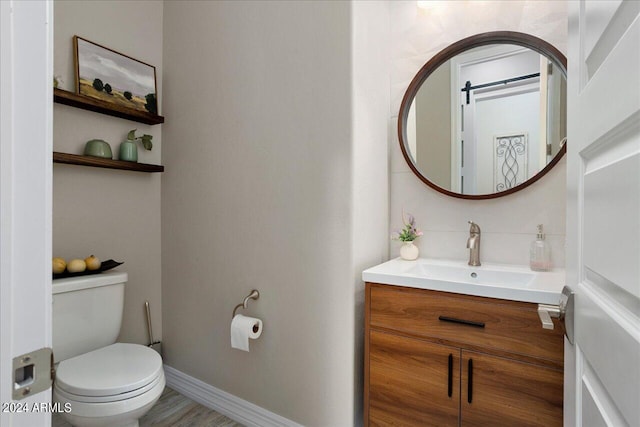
[407,262,535,288]
[362,258,565,304]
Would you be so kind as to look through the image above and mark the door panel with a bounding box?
[575,282,640,426]
[566,1,640,426]
[0,0,53,425]
[583,0,621,57]
[581,356,630,427]
[581,384,607,427]
[461,350,562,427]
[578,6,639,130]
[583,150,640,298]
[368,330,460,427]
[584,1,640,81]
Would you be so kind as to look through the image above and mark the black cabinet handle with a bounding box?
[439,315,485,328]
[447,354,453,397]
[468,359,473,403]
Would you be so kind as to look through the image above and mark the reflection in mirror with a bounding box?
[404,43,566,196]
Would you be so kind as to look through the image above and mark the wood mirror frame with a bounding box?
[398,31,567,200]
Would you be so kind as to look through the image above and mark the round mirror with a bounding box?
[399,31,567,199]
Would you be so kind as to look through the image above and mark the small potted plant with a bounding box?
[391,212,423,260]
[119,129,153,162]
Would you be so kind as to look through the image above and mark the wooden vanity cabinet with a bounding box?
[460,351,563,427]
[364,283,564,427]
[369,330,460,426]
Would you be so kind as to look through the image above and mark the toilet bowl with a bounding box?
[52,273,164,427]
[53,343,164,427]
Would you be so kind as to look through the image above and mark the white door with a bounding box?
[0,1,53,426]
[565,1,640,426]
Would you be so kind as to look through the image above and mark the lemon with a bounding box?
[85,255,101,271]
[52,257,66,274]
[67,259,86,273]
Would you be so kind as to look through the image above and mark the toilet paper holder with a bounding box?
[232,289,260,319]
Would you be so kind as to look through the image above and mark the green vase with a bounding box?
[119,141,138,162]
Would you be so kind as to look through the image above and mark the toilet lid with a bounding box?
[55,343,162,397]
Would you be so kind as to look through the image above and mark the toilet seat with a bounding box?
[55,343,162,402]
[53,370,165,422]
[54,370,163,403]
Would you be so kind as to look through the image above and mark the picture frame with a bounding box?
[73,36,158,115]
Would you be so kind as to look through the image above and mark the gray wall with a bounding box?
[351,2,391,423]
[161,1,388,425]
[53,0,163,345]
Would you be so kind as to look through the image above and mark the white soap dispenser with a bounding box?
[530,224,551,271]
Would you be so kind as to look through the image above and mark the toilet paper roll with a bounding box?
[230,314,263,352]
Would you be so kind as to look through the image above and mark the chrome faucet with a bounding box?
[467,221,481,266]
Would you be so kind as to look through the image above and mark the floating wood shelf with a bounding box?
[53,88,165,125]
[53,152,164,173]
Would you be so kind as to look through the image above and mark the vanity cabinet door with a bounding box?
[461,350,563,427]
[368,330,460,427]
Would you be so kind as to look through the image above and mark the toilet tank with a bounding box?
[52,272,127,362]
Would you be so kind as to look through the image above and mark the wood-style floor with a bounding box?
[53,387,244,427]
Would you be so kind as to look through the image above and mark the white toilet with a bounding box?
[52,272,165,427]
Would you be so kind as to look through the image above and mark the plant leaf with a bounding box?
[127,129,137,140]
[141,134,153,150]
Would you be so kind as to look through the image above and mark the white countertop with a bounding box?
[362,258,565,305]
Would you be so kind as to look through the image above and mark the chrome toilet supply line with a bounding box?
[232,289,260,318]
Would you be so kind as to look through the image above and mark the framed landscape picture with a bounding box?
[74,36,158,114]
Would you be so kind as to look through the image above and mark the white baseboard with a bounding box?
[163,365,303,427]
